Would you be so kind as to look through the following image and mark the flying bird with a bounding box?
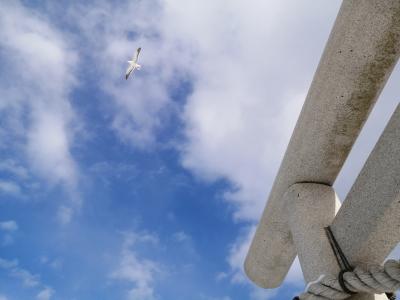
[125,47,141,80]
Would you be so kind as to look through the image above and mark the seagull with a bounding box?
[125,47,141,80]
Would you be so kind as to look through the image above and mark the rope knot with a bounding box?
[292,227,399,299]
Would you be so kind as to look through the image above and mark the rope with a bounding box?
[293,227,399,300]
[294,260,400,299]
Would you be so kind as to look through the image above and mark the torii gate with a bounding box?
[244,1,400,300]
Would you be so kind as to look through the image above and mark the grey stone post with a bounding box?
[286,183,389,300]
[330,104,400,300]
[245,0,400,289]
[286,183,341,283]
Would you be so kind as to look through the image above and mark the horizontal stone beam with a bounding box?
[245,0,400,288]
[331,104,400,267]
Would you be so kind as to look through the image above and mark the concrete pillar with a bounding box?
[245,0,400,289]
[286,183,388,299]
[331,104,400,275]
[286,183,341,283]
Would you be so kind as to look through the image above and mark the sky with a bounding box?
[0,0,399,299]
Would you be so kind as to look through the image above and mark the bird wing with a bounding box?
[131,47,141,63]
[125,63,137,80]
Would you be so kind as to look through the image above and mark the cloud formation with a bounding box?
[0,220,18,246]
[0,1,80,221]
[64,0,341,289]
[0,181,21,197]
[67,0,340,223]
[36,287,54,300]
[110,232,160,300]
[0,258,39,287]
[0,221,18,232]
[0,257,53,298]
[5,1,396,297]
[68,0,191,149]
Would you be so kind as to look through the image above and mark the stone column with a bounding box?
[286,183,388,300]
[331,104,400,266]
[331,105,400,300]
[245,0,400,288]
[286,183,341,283]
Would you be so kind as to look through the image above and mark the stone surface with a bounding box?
[286,183,389,300]
[286,183,341,283]
[245,0,400,289]
[331,104,400,267]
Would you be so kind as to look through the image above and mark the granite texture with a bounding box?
[245,0,400,289]
[286,183,341,283]
[332,105,400,267]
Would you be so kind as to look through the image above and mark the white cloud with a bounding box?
[215,272,228,281]
[65,0,342,291]
[70,0,326,220]
[0,257,54,298]
[156,0,339,293]
[57,205,74,225]
[110,232,160,300]
[0,181,21,197]
[36,287,54,300]
[10,268,40,287]
[161,0,399,295]
[0,295,8,300]
[66,0,341,223]
[27,111,77,189]
[174,0,341,222]
[227,226,256,284]
[49,259,63,270]
[39,256,63,270]
[0,1,80,216]
[0,221,18,245]
[172,231,190,242]
[0,258,18,269]
[0,258,39,287]
[0,221,18,232]
[68,0,188,149]
[151,3,399,295]
[226,226,303,297]
[0,159,29,179]
[61,0,400,294]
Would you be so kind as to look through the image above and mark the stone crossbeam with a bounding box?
[245,0,400,289]
[286,103,400,299]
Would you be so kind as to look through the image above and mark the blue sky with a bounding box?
[0,1,399,299]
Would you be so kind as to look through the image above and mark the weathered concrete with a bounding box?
[245,0,400,288]
[286,183,341,283]
[286,183,388,300]
[331,104,400,268]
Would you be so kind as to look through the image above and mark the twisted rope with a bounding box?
[293,227,399,299]
[295,259,400,299]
